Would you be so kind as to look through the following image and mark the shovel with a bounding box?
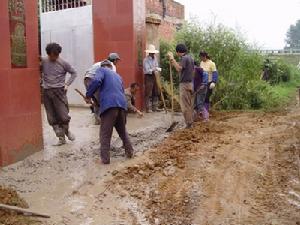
[166,61,179,132]
[154,71,168,114]
[0,203,50,218]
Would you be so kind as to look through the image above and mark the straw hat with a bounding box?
[145,44,159,54]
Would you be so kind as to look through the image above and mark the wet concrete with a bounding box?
[0,107,182,225]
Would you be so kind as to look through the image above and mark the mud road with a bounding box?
[109,106,300,225]
[0,106,300,225]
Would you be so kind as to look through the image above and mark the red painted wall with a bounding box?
[0,0,43,166]
[92,0,146,108]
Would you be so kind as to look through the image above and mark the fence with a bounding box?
[256,49,300,55]
[40,0,91,13]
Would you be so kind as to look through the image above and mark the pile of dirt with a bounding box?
[109,110,300,225]
[110,120,230,225]
[0,186,41,225]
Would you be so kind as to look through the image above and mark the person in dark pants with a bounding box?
[41,43,77,146]
[86,60,134,164]
[168,44,195,128]
[200,51,219,120]
[194,66,209,122]
[84,53,121,124]
[143,44,161,113]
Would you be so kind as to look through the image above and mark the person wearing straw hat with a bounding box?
[143,44,161,113]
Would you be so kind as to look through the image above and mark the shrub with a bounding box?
[159,40,178,86]
[264,59,292,85]
[159,21,300,111]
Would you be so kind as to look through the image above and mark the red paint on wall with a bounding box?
[0,0,43,167]
[92,0,146,109]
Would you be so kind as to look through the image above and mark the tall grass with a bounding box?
[159,22,300,111]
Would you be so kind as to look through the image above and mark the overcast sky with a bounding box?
[176,0,300,49]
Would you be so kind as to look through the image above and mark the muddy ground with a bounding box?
[0,105,300,224]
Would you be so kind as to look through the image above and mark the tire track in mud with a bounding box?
[108,110,300,225]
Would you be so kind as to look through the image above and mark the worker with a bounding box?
[84,52,121,85]
[143,44,161,113]
[168,44,195,128]
[84,53,121,124]
[200,51,219,120]
[108,53,121,72]
[125,83,143,117]
[194,65,209,122]
[86,60,134,164]
[41,42,77,146]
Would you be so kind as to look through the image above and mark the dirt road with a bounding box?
[0,106,300,224]
[109,107,300,225]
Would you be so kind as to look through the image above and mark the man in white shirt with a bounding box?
[84,53,121,124]
[143,44,161,113]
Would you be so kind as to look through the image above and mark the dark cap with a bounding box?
[108,53,121,61]
[101,60,112,67]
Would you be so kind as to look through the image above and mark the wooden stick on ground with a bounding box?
[0,203,50,218]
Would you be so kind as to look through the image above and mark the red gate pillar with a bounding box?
[0,0,43,166]
[92,0,146,108]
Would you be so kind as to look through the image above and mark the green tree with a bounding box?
[286,20,300,49]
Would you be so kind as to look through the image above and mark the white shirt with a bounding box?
[85,61,116,79]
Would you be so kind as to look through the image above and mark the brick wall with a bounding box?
[145,0,184,41]
[146,0,184,20]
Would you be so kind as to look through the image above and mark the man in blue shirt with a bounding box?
[86,60,134,164]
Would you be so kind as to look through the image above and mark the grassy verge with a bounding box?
[159,21,300,112]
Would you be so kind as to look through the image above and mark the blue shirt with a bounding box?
[86,68,127,115]
[194,67,209,91]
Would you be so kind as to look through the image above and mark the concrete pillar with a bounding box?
[0,0,43,166]
[92,0,146,108]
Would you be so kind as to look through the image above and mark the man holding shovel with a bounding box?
[86,60,134,164]
[168,44,194,128]
[83,53,121,124]
[143,44,162,113]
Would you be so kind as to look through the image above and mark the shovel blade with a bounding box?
[166,121,179,132]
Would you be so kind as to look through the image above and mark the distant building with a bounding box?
[146,0,185,41]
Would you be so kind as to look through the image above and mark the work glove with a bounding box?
[209,82,216,89]
[156,67,162,72]
[167,52,174,61]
